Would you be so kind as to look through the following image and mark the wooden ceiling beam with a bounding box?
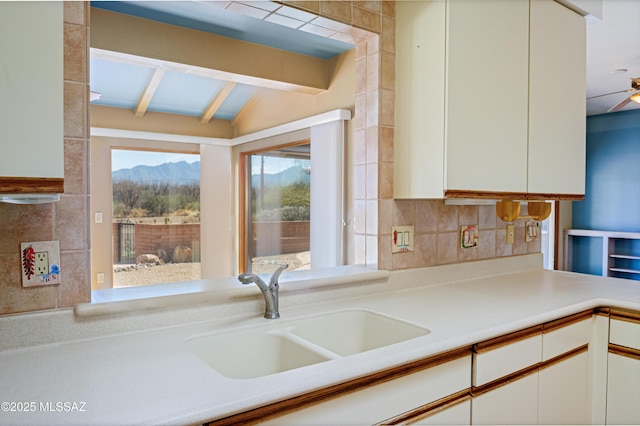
[134,68,165,117]
[201,82,237,123]
[231,93,262,128]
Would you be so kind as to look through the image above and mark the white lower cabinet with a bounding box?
[538,351,589,424]
[409,397,471,425]
[470,313,592,425]
[262,354,471,425]
[606,313,640,425]
[472,372,539,425]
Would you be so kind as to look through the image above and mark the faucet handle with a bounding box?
[268,264,288,289]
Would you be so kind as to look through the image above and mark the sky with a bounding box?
[112,150,199,171]
[112,149,309,175]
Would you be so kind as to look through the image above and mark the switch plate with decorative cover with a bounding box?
[21,240,61,287]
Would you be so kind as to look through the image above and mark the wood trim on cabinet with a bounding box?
[443,190,584,201]
[539,344,589,371]
[594,307,611,317]
[543,310,593,333]
[207,346,471,425]
[471,362,540,397]
[0,177,64,194]
[376,389,471,425]
[610,308,640,324]
[609,343,640,361]
[472,324,543,354]
[472,344,588,397]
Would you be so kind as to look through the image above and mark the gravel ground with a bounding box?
[113,251,310,288]
[113,263,201,288]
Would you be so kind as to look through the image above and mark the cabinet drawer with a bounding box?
[473,331,542,386]
[543,317,591,360]
[610,318,640,351]
[262,355,471,425]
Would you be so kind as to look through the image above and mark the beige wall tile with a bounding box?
[458,242,478,262]
[480,205,497,229]
[382,1,396,17]
[380,52,395,90]
[354,164,366,200]
[414,233,437,268]
[64,23,86,83]
[415,200,438,234]
[378,199,393,235]
[320,1,352,23]
[355,2,381,13]
[64,139,87,194]
[366,90,379,127]
[353,5,380,33]
[437,203,458,232]
[366,52,380,92]
[437,232,458,264]
[365,163,378,200]
[459,205,479,227]
[55,195,88,251]
[378,234,392,270]
[378,161,393,200]
[64,82,86,139]
[393,200,415,226]
[381,15,395,54]
[478,229,497,259]
[64,1,86,26]
[57,251,91,308]
[355,56,367,95]
[393,250,414,270]
[365,125,379,163]
[0,205,55,256]
[379,126,394,163]
[0,255,57,314]
[496,228,513,257]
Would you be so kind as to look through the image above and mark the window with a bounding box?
[242,142,311,274]
[111,148,201,288]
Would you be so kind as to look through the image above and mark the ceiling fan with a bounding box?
[588,78,640,113]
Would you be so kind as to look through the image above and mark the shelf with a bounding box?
[610,255,640,261]
[609,268,640,275]
[564,229,640,281]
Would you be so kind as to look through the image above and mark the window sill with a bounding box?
[75,265,389,317]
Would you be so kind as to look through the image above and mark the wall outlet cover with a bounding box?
[525,221,539,242]
[21,240,61,287]
[391,225,414,253]
[460,225,479,248]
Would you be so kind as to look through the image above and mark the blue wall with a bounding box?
[571,109,640,279]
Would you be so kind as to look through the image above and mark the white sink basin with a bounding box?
[187,310,430,379]
[186,328,331,379]
[291,310,430,356]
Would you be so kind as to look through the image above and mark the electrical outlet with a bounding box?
[34,252,49,276]
[20,240,61,287]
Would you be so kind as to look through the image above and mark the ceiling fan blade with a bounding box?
[608,96,633,112]
[587,89,631,100]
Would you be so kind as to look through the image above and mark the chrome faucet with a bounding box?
[238,264,288,319]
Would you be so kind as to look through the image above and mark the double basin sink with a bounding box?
[186,310,430,379]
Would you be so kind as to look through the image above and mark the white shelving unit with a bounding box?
[564,229,640,278]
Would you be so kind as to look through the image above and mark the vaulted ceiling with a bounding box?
[89,1,357,124]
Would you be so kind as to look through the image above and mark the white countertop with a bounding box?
[1,255,639,425]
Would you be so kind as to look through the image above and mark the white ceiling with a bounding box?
[586,0,640,115]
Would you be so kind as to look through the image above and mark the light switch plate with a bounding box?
[391,225,414,253]
[21,240,61,287]
[506,224,515,245]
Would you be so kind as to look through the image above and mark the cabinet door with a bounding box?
[606,352,640,424]
[538,351,589,424]
[528,0,586,196]
[445,0,529,194]
[410,398,471,425]
[471,372,538,425]
[394,0,447,199]
[0,2,64,181]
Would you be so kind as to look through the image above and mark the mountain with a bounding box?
[251,165,310,188]
[112,161,310,187]
[112,161,200,184]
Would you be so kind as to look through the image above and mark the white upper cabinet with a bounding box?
[528,0,586,196]
[0,2,64,192]
[395,0,586,199]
